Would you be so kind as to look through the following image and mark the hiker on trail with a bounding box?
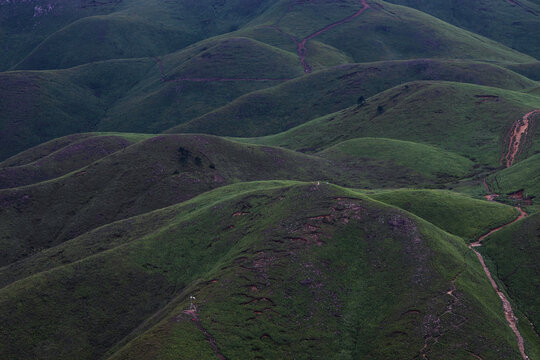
[189,295,196,310]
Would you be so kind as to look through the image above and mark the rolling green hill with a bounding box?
[239,0,535,68]
[0,59,155,160]
[0,134,135,189]
[370,188,519,241]
[317,137,474,184]
[98,37,304,133]
[0,182,532,359]
[0,134,335,266]
[1,133,489,268]
[383,0,540,59]
[167,59,539,137]
[481,213,540,334]
[3,0,275,71]
[243,81,540,165]
[1,0,539,358]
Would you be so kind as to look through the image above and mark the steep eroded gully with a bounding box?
[469,110,539,360]
[502,109,540,168]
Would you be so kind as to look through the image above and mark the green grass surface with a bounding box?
[318,137,474,183]
[0,59,155,160]
[98,37,304,133]
[383,0,540,59]
[167,59,538,137]
[241,81,540,165]
[507,62,540,81]
[240,0,535,65]
[480,213,540,351]
[299,0,535,64]
[4,0,275,71]
[1,133,486,267]
[487,154,540,205]
[0,182,527,359]
[1,0,539,357]
[371,188,519,242]
[0,135,134,189]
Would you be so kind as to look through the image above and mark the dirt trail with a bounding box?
[469,110,538,359]
[502,109,540,167]
[295,0,371,73]
[471,247,529,360]
[471,181,529,359]
[183,308,227,360]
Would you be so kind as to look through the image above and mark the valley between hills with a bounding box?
[0,0,539,359]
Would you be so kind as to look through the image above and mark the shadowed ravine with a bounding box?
[468,110,539,360]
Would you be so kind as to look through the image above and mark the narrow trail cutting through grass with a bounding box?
[295,0,371,73]
[183,308,227,360]
[467,110,539,360]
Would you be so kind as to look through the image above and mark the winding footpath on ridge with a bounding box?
[469,110,540,360]
[296,0,371,73]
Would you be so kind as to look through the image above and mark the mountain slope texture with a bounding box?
[0,0,539,359]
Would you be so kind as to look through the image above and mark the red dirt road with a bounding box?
[472,180,529,359]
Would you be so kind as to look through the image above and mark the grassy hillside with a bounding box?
[242,81,540,165]
[1,0,538,358]
[481,213,540,334]
[0,36,306,160]
[98,37,304,133]
[507,62,540,81]
[0,0,123,70]
[239,0,535,68]
[0,134,340,266]
[318,137,474,183]
[0,135,135,189]
[486,154,540,205]
[4,0,275,71]
[167,59,539,137]
[383,0,540,59]
[371,189,520,242]
[0,182,528,359]
[0,59,155,160]
[14,15,192,71]
[2,132,488,267]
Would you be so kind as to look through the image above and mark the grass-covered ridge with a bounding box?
[383,0,540,59]
[0,182,528,359]
[318,137,474,182]
[242,81,540,165]
[1,0,539,357]
[480,213,540,338]
[167,59,539,137]
[2,133,492,267]
[370,189,520,242]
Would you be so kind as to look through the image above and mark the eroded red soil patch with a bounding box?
[502,109,540,167]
